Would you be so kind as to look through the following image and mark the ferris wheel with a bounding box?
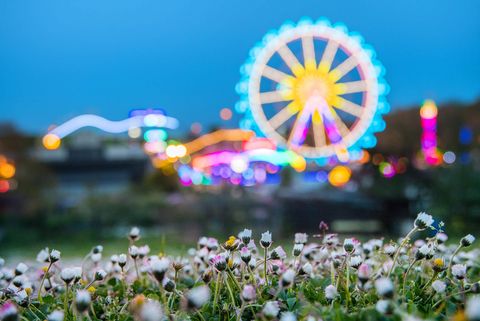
[236,18,390,160]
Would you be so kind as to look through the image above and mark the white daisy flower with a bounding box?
[186,285,210,309]
[325,284,338,300]
[432,280,446,293]
[451,264,467,280]
[263,301,280,318]
[414,212,434,230]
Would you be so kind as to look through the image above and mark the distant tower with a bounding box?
[419,100,442,166]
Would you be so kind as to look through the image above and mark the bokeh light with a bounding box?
[42,134,61,150]
[220,108,233,121]
[328,166,351,187]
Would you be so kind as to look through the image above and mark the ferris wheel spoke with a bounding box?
[259,90,291,104]
[301,36,316,70]
[269,102,299,129]
[332,97,364,118]
[277,44,304,76]
[329,55,359,82]
[330,108,350,137]
[318,40,339,72]
[287,108,311,147]
[262,65,294,84]
[312,117,326,147]
[335,80,367,95]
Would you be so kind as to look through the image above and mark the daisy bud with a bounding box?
[319,221,329,233]
[300,262,313,275]
[270,246,286,260]
[95,269,107,281]
[72,267,82,283]
[129,246,139,259]
[240,246,251,263]
[260,231,272,249]
[91,253,102,263]
[47,310,64,321]
[186,285,210,309]
[162,277,175,292]
[375,277,394,299]
[61,268,75,284]
[206,238,219,251]
[201,268,213,283]
[452,264,467,280]
[263,301,280,318]
[129,227,140,242]
[461,234,475,247]
[280,311,297,321]
[375,299,394,315]
[0,301,19,320]
[37,248,50,263]
[139,300,163,321]
[349,255,363,269]
[110,255,119,264]
[248,258,256,270]
[14,289,29,307]
[12,276,25,288]
[210,254,227,271]
[241,284,256,302]
[432,280,446,293]
[92,245,103,254]
[343,238,355,253]
[75,290,91,313]
[383,244,396,257]
[471,282,480,294]
[281,269,295,286]
[198,236,208,248]
[414,212,434,230]
[324,234,338,246]
[238,228,252,245]
[294,233,308,245]
[466,296,480,321]
[118,254,127,269]
[14,263,28,276]
[416,244,430,260]
[49,250,61,263]
[357,263,371,283]
[293,243,304,257]
[324,284,338,300]
[138,245,150,259]
[151,257,170,282]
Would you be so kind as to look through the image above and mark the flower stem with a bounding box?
[388,227,418,277]
[213,272,222,314]
[447,244,462,278]
[37,262,53,303]
[264,248,268,286]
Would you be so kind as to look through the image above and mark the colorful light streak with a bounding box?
[43,113,179,150]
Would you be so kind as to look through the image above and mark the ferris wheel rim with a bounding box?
[238,19,388,160]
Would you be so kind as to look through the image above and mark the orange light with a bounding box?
[0,163,15,179]
[184,129,255,155]
[420,100,438,119]
[358,150,371,164]
[291,155,307,172]
[220,108,233,121]
[328,165,351,187]
[43,134,61,150]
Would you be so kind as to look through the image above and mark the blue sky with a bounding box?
[0,0,479,134]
